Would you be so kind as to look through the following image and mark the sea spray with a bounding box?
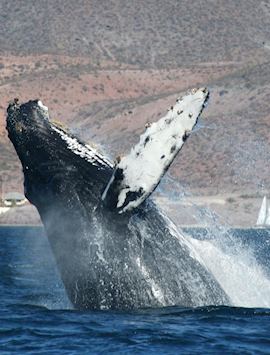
[157,174,270,308]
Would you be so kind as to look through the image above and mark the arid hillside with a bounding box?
[0,0,269,226]
[1,0,270,66]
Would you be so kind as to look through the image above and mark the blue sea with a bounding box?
[0,226,270,354]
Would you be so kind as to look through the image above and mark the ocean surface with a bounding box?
[0,226,270,354]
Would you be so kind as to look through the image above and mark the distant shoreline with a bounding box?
[0,224,42,228]
[0,194,269,229]
[0,224,268,231]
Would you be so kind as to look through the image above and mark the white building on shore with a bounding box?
[3,192,27,207]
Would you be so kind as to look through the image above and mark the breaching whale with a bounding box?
[6,88,230,310]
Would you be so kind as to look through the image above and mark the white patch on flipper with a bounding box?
[52,126,113,168]
[103,87,209,213]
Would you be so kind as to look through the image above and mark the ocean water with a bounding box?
[0,226,270,354]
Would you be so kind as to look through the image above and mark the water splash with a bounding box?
[156,174,270,308]
[189,237,270,308]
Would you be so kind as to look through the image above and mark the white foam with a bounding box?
[189,238,270,308]
[135,257,166,305]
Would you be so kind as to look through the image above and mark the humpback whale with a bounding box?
[6,88,230,310]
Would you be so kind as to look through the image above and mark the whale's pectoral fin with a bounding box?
[102,88,209,213]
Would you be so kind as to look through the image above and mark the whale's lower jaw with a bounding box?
[6,98,230,310]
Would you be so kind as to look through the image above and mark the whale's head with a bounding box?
[6,98,113,208]
[6,99,50,150]
[6,99,61,188]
